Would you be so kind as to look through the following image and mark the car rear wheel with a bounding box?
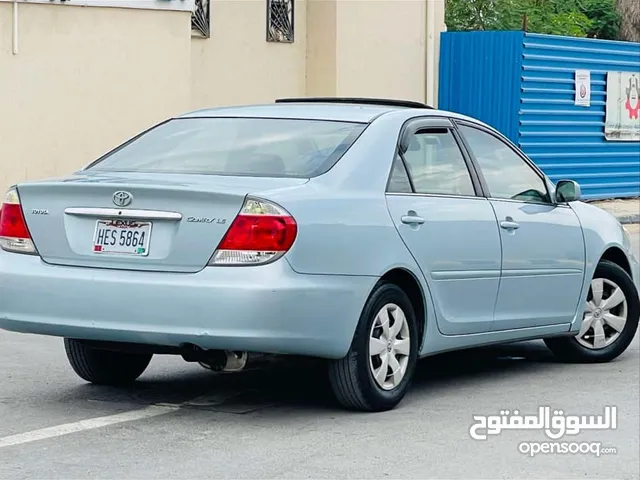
[64,338,153,385]
[544,260,640,363]
[328,282,419,412]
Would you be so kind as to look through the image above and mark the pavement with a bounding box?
[592,198,640,225]
[0,230,638,480]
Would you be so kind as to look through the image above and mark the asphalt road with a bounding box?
[1,227,638,480]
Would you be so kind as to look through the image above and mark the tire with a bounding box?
[544,260,640,363]
[328,282,419,412]
[64,338,153,385]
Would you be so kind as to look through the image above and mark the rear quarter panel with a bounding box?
[280,192,419,278]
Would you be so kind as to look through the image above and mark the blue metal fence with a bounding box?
[439,31,640,200]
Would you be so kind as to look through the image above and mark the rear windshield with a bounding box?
[85,117,367,178]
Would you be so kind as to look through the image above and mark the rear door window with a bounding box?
[86,118,367,178]
[397,129,476,196]
[387,155,413,193]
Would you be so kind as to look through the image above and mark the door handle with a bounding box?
[500,220,520,230]
[401,215,425,225]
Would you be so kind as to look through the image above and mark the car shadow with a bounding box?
[55,340,563,413]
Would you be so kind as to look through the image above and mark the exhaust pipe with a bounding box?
[221,350,248,372]
[198,350,248,373]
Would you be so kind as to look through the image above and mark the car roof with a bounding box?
[178,102,442,123]
[176,101,496,134]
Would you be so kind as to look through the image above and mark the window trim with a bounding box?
[385,153,414,194]
[385,116,483,198]
[453,119,556,206]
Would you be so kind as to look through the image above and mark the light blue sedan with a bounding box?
[1,98,638,412]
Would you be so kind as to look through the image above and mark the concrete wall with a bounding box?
[306,0,446,105]
[306,0,337,97]
[191,0,307,108]
[433,0,446,105]
[0,3,192,192]
[335,0,427,102]
[0,0,445,194]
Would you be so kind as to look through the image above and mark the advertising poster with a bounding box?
[605,71,640,141]
[574,70,591,107]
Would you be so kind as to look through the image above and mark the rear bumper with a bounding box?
[0,252,376,359]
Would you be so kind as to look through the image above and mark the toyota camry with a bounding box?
[1,98,638,412]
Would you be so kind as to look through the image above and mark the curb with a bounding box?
[617,214,640,225]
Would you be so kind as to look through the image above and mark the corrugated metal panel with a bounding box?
[438,31,523,143]
[438,31,640,200]
[520,33,640,200]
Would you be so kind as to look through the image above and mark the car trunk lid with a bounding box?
[17,172,307,273]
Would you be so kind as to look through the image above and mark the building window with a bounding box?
[192,0,210,38]
[267,0,294,43]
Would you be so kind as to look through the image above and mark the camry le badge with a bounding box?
[186,216,227,225]
[112,191,133,207]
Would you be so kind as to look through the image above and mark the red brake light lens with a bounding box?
[0,203,31,239]
[209,198,297,266]
[0,188,37,254]
[217,215,297,252]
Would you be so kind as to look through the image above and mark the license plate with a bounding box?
[93,219,152,256]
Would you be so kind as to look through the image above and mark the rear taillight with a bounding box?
[208,197,297,266]
[0,188,37,255]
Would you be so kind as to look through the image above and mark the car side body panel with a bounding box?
[268,110,589,355]
[488,200,586,331]
[567,200,640,334]
[385,194,502,336]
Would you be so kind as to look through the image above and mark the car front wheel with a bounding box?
[328,282,419,412]
[545,260,640,363]
[64,338,153,385]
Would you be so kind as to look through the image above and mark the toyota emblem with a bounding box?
[112,191,133,207]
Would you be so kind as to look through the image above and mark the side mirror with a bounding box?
[556,180,581,203]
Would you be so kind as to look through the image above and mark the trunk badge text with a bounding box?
[112,191,133,207]
[186,216,227,225]
[31,209,49,215]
